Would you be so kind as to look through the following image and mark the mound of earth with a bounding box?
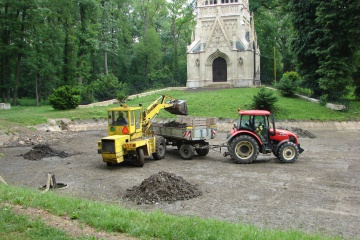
[278,126,316,139]
[22,144,71,160]
[123,171,202,204]
[162,121,187,128]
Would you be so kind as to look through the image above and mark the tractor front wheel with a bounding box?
[229,135,259,164]
[278,142,299,163]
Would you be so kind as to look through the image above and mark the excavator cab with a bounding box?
[106,106,143,138]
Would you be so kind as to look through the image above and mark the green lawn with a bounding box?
[1,88,359,131]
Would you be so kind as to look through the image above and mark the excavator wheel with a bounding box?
[179,144,195,160]
[136,148,145,167]
[152,136,166,160]
[229,135,259,164]
[278,142,299,163]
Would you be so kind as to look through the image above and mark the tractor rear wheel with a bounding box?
[152,136,166,160]
[136,148,145,167]
[179,144,195,160]
[229,135,259,164]
[278,142,299,163]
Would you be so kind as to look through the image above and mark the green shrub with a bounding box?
[275,71,301,97]
[92,73,128,101]
[116,91,128,103]
[252,87,278,111]
[48,85,82,110]
[79,85,95,105]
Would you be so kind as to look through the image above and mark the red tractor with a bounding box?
[224,109,304,163]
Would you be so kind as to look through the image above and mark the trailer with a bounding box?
[152,116,217,160]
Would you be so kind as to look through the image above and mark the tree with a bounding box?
[251,0,294,85]
[76,0,99,84]
[165,0,195,84]
[289,0,360,101]
[133,27,162,88]
[288,0,322,98]
[0,0,14,102]
[315,0,360,101]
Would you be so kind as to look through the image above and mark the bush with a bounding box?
[92,73,128,101]
[275,71,301,97]
[252,87,278,112]
[79,85,95,105]
[48,85,82,110]
[116,91,128,103]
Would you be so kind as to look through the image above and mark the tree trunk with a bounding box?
[35,72,39,107]
[63,31,70,84]
[1,3,10,103]
[104,51,108,75]
[145,55,148,86]
[13,53,22,106]
[13,8,27,106]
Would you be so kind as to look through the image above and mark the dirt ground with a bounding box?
[1,126,360,239]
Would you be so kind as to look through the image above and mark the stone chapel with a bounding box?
[186,0,260,88]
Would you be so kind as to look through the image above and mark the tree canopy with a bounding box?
[1,0,359,106]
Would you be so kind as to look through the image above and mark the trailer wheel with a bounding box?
[179,144,195,160]
[278,142,299,163]
[196,148,209,156]
[152,136,166,160]
[229,135,259,164]
[195,142,209,156]
[136,148,145,167]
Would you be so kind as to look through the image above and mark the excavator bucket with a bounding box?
[165,100,188,115]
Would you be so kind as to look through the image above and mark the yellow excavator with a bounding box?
[97,95,188,167]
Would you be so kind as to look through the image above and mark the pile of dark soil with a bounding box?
[163,121,187,128]
[22,144,71,160]
[278,126,316,139]
[123,171,202,204]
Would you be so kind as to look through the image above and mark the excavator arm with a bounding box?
[142,95,188,134]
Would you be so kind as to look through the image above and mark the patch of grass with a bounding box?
[0,185,342,240]
[0,206,78,240]
[1,88,359,130]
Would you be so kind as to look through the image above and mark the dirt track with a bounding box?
[1,127,360,239]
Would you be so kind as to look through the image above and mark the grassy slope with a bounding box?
[1,88,359,131]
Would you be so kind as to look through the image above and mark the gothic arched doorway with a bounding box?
[212,57,227,82]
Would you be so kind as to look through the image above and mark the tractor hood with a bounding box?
[271,129,299,142]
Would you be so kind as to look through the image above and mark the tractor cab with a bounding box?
[237,109,275,146]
